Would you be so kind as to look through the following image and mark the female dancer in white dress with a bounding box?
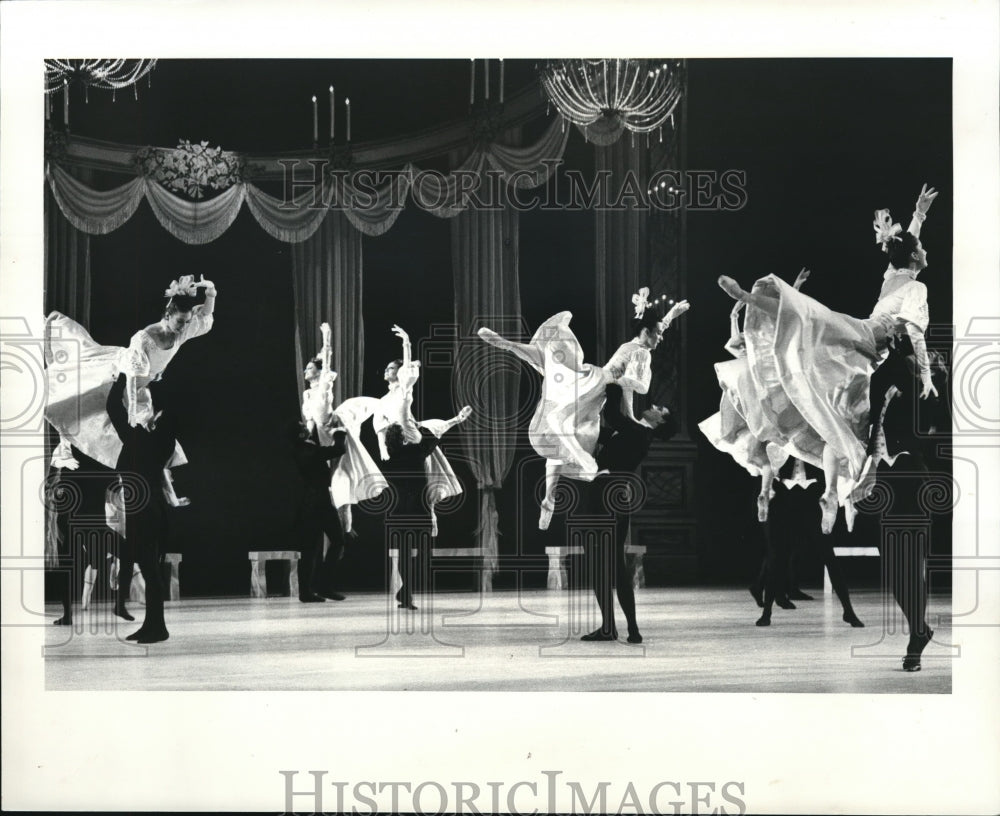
[700,267,812,521]
[45,274,217,502]
[478,292,690,529]
[716,184,938,533]
[300,322,388,534]
[366,325,471,536]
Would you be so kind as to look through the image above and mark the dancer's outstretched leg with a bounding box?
[539,462,559,530]
[820,446,841,535]
[717,276,780,317]
[477,328,544,374]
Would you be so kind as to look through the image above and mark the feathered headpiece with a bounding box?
[873,209,903,252]
[164,275,198,298]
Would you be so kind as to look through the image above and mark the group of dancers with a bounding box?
[43,183,945,670]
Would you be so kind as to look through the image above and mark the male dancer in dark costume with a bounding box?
[289,420,350,603]
[581,384,677,644]
[106,373,177,643]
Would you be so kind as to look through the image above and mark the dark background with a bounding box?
[55,58,952,595]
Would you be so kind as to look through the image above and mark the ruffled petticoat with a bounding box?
[739,275,887,502]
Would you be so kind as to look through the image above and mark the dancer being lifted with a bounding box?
[45,274,218,506]
[716,184,938,533]
[478,291,689,529]
[700,267,812,522]
[301,322,388,534]
[346,325,471,536]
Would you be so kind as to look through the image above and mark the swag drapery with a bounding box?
[45,117,569,586]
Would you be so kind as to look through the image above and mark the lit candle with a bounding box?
[45,92,50,121]
[484,59,490,100]
[329,86,335,140]
[345,97,351,142]
[63,80,68,127]
[499,59,504,103]
[312,95,318,143]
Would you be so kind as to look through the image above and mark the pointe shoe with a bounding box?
[581,627,618,641]
[81,566,97,611]
[757,492,770,522]
[843,497,858,532]
[842,610,865,628]
[819,495,838,535]
[717,275,749,301]
[903,628,934,672]
[538,499,555,531]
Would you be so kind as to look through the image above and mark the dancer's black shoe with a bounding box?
[749,585,764,608]
[320,591,346,601]
[775,596,796,610]
[114,604,135,621]
[397,602,417,610]
[135,628,169,644]
[626,629,643,644]
[581,628,618,641]
[299,594,326,603]
[787,589,813,601]
[755,614,771,627]
[903,628,933,672]
[842,610,865,628]
[53,615,72,626]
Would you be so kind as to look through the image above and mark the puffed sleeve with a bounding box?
[121,331,153,377]
[618,347,652,395]
[896,280,929,333]
[177,304,215,344]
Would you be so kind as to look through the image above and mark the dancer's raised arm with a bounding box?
[907,183,938,238]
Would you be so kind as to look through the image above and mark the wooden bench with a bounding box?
[124,552,182,603]
[826,546,880,593]
[545,544,648,590]
[248,550,301,598]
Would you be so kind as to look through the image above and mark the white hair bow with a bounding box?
[632,287,651,318]
[164,275,198,298]
[873,209,902,252]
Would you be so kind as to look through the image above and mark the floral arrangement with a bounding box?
[135,139,246,199]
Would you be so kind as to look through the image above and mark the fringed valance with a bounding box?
[46,117,570,245]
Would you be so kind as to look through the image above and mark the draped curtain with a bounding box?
[46,116,569,245]
[44,182,91,320]
[594,138,651,365]
[291,209,364,406]
[451,204,521,591]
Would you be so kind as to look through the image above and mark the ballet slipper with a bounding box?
[843,497,858,532]
[903,628,933,672]
[538,499,555,531]
[113,603,135,622]
[53,615,72,626]
[626,629,643,644]
[717,276,749,302]
[775,596,796,610]
[755,614,771,627]
[819,494,838,535]
[787,589,813,601]
[756,492,771,522]
[581,627,618,641]
[81,565,97,610]
[842,610,865,628]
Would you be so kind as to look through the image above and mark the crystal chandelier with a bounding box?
[540,59,683,145]
[44,59,158,100]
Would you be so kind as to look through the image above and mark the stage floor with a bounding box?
[43,588,952,693]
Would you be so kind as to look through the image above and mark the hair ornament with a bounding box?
[164,275,198,298]
[632,287,651,318]
[873,209,903,252]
